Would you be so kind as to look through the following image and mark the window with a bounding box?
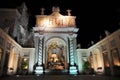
[82,53,86,57]
[21,58,29,70]
[6,42,11,50]
[110,39,116,47]
[111,48,120,67]
[23,52,29,57]
[0,37,3,46]
[102,44,107,51]
[103,52,110,68]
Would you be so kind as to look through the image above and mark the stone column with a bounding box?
[34,35,39,64]
[35,35,44,75]
[38,36,43,65]
[68,34,78,75]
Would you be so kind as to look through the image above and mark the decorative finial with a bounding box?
[105,30,110,36]
[99,35,102,40]
[91,41,94,45]
[41,8,45,15]
[67,9,71,16]
[77,44,81,49]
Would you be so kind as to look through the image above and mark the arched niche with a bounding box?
[45,38,68,70]
[93,49,103,72]
[8,47,18,74]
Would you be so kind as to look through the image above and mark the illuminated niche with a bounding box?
[46,38,66,70]
[111,48,120,67]
[103,52,110,68]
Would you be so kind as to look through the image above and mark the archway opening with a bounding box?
[45,38,68,73]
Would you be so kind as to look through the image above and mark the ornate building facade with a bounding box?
[76,29,120,76]
[0,3,120,76]
[33,7,78,75]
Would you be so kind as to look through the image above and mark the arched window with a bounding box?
[0,48,3,63]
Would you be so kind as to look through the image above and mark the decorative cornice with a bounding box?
[33,27,79,33]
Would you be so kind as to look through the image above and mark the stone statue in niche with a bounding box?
[47,42,65,70]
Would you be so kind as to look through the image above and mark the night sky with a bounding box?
[0,0,120,48]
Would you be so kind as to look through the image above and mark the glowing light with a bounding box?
[105,63,110,67]
[43,19,50,27]
[36,14,76,27]
[24,58,27,61]
[24,66,28,69]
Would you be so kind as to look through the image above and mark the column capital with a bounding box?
[39,35,44,40]
[68,34,77,39]
[34,33,39,37]
[34,33,44,39]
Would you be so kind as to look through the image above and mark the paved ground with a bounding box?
[0,74,120,80]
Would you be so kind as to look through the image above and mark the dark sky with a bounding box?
[0,0,120,48]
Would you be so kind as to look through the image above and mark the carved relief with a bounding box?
[36,7,76,27]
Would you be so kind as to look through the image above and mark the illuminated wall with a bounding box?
[76,49,89,73]
[0,28,35,76]
[36,7,76,28]
[76,29,120,75]
[88,29,120,75]
[7,47,18,75]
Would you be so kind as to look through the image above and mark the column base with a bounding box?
[34,66,43,75]
[69,66,78,75]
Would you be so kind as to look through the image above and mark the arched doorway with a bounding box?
[7,47,18,75]
[45,38,68,73]
[93,49,104,73]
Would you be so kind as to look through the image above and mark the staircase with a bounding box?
[0,75,120,80]
[44,69,68,75]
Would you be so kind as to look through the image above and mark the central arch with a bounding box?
[45,38,68,72]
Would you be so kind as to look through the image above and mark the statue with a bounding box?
[47,42,65,70]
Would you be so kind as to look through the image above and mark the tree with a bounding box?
[83,61,90,69]
[83,61,90,74]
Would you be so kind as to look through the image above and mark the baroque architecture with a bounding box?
[0,3,120,76]
[33,7,78,75]
[76,30,120,76]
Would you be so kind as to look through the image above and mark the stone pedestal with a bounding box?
[69,66,78,75]
[34,66,43,75]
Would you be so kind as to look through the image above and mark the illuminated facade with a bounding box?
[0,3,120,76]
[76,29,120,76]
[0,28,35,76]
[33,7,78,75]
